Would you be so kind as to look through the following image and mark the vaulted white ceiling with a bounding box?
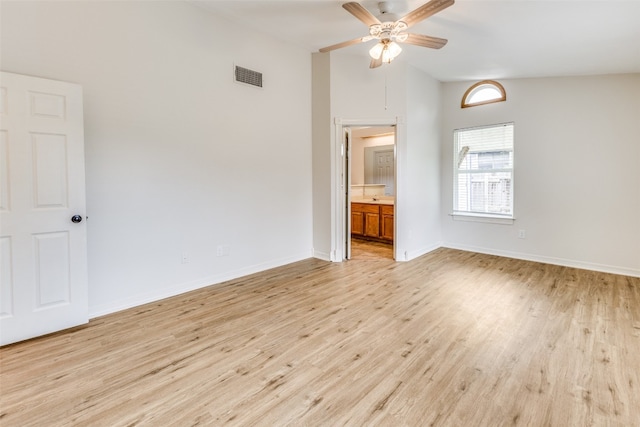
[194,0,640,82]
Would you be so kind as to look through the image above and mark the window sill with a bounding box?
[450,212,515,225]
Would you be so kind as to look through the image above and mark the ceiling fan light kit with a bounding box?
[319,0,454,69]
[369,40,402,63]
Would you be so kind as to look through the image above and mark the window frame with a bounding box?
[461,80,506,108]
[452,122,515,224]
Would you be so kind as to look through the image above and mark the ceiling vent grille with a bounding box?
[235,66,263,88]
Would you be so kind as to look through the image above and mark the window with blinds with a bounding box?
[454,122,514,217]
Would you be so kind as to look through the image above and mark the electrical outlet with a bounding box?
[518,229,526,239]
[181,252,189,264]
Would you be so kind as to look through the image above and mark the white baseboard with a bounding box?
[91,244,637,319]
[88,251,313,319]
[313,249,332,262]
[401,242,443,262]
[442,243,640,278]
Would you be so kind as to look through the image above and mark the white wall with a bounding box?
[441,74,640,276]
[401,66,443,259]
[6,4,634,323]
[330,55,406,119]
[312,53,405,260]
[1,1,313,316]
[311,53,442,261]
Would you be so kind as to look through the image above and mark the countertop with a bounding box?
[351,198,395,206]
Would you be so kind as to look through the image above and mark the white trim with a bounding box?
[91,243,639,319]
[338,118,402,126]
[457,168,513,175]
[332,117,404,263]
[453,122,515,217]
[442,243,640,278]
[403,242,442,261]
[313,250,332,262]
[89,251,313,318]
[450,212,515,225]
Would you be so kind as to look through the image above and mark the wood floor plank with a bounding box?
[1,247,639,426]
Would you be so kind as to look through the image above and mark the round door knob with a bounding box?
[71,215,83,223]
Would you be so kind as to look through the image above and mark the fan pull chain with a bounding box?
[384,72,388,110]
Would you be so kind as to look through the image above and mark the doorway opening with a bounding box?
[345,125,396,261]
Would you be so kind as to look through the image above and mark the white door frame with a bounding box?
[344,127,352,260]
[332,117,404,262]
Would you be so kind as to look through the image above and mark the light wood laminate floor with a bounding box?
[1,248,639,426]
[350,238,393,260]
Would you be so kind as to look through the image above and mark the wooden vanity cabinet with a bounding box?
[380,205,394,241]
[351,210,365,236]
[364,211,380,238]
[351,202,393,243]
[351,203,379,238]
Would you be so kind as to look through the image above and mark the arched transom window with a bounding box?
[461,80,506,108]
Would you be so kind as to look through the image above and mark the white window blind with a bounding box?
[454,123,514,217]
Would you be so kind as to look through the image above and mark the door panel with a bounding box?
[34,232,71,308]
[0,72,88,346]
[33,133,69,208]
[0,236,13,317]
[0,131,8,211]
[30,91,66,119]
[374,150,394,196]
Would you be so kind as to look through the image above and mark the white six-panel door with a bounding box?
[374,150,394,196]
[0,71,88,346]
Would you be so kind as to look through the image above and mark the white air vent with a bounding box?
[235,65,263,88]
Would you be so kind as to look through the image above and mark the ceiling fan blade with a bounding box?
[403,33,448,49]
[342,2,381,27]
[369,56,383,69]
[399,0,454,28]
[319,37,367,53]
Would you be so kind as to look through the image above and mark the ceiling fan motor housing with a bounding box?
[376,1,407,22]
[369,21,408,42]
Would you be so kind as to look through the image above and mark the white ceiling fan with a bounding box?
[319,0,454,68]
